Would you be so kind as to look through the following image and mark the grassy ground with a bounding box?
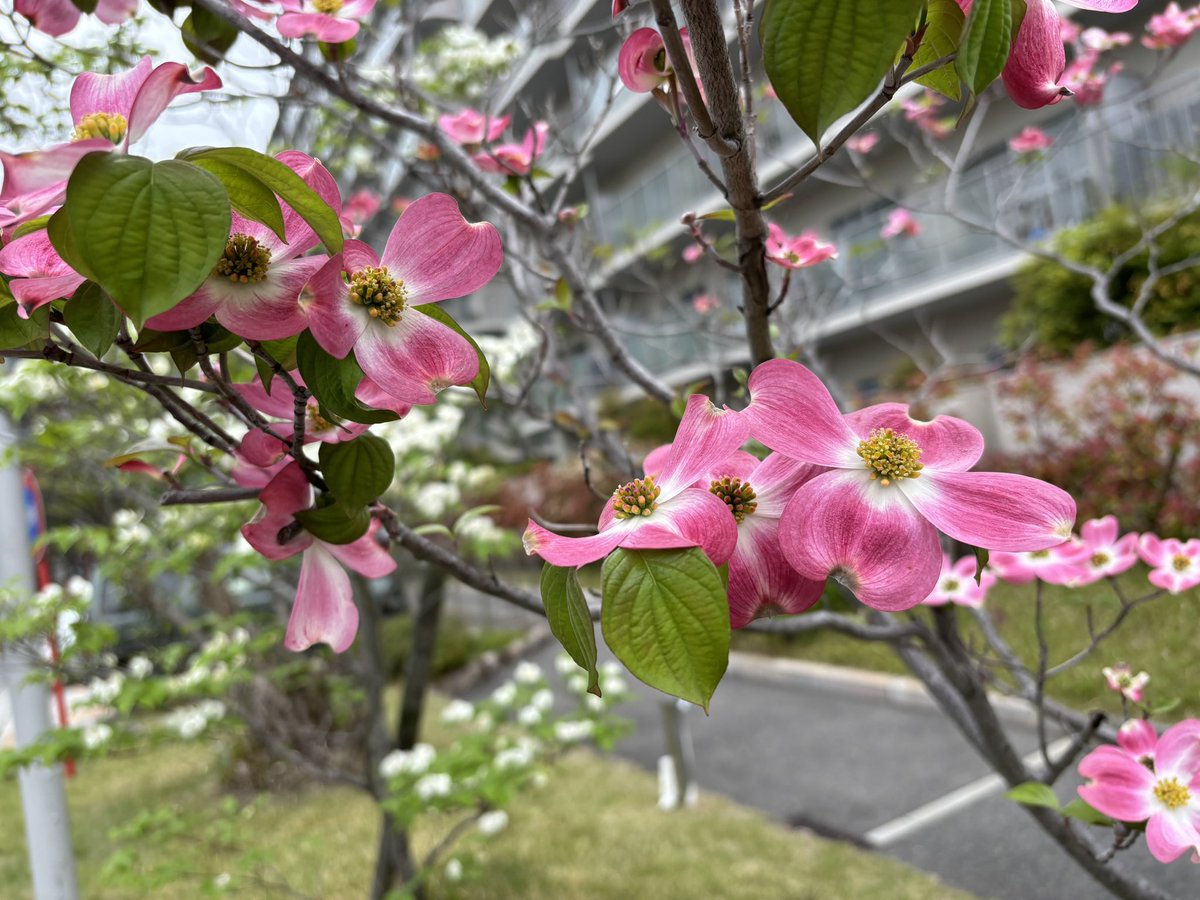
[733,567,1198,719]
[0,738,973,899]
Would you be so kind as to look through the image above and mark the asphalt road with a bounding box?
[467,637,1197,900]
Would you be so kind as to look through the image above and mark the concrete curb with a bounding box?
[727,651,1040,729]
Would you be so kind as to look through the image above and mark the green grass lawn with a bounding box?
[733,567,1198,719]
[0,737,973,899]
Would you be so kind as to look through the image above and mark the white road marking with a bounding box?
[864,736,1075,848]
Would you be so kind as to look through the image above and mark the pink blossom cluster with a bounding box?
[1008,126,1054,156]
[524,360,1076,627]
[436,108,549,177]
[989,515,1200,594]
[764,223,837,270]
[881,209,920,240]
[1142,3,1200,49]
[900,92,954,140]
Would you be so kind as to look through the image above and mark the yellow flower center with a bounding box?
[709,476,757,524]
[306,399,334,434]
[856,427,924,486]
[1090,552,1110,568]
[72,112,128,144]
[612,476,661,520]
[349,266,406,326]
[942,578,960,592]
[214,234,271,284]
[1173,555,1191,572]
[312,0,343,12]
[1154,777,1191,810]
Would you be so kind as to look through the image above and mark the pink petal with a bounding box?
[125,62,223,146]
[326,521,396,578]
[522,519,628,567]
[94,0,139,23]
[231,455,288,489]
[748,452,821,518]
[618,27,668,93]
[11,273,86,314]
[0,142,109,205]
[655,395,750,499]
[743,359,860,468]
[143,289,223,333]
[899,470,1076,552]
[653,486,739,565]
[302,252,369,359]
[270,150,344,256]
[642,445,757,484]
[285,544,359,653]
[238,428,289,468]
[355,377,414,417]
[1080,514,1120,548]
[14,0,80,36]
[380,193,503,304]
[1146,812,1200,864]
[1138,533,1170,567]
[728,516,824,628]
[778,470,942,611]
[1060,0,1137,9]
[1117,719,1158,762]
[1002,0,1069,109]
[352,309,479,406]
[70,56,153,123]
[1155,721,1200,783]
[277,12,361,42]
[340,0,375,16]
[1077,745,1156,822]
[240,462,314,560]
[236,375,298,420]
[845,402,985,472]
[213,256,324,340]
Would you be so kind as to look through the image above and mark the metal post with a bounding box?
[659,699,698,809]
[0,413,78,899]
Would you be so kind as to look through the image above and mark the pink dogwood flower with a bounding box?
[1079,27,1132,50]
[1078,719,1200,863]
[1060,515,1139,585]
[523,395,749,568]
[1063,50,1123,106]
[988,544,1085,585]
[0,230,85,316]
[618,27,697,94]
[1009,126,1054,155]
[1118,719,1159,765]
[881,209,920,239]
[0,57,221,228]
[276,0,375,43]
[1103,663,1151,703]
[14,0,135,37]
[303,192,502,405]
[145,151,340,340]
[640,443,826,627]
[612,0,629,14]
[921,555,997,608]
[691,293,719,314]
[242,462,396,652]
[846,132,880,155]
[765,224,837,270]
[439,109,511,147]
[341,188,381,236]
[1138,535,1200,594]
[741,360,1076,610]
[1143,3,1199,49]
[473,123,549,176]
[682,243,704,264]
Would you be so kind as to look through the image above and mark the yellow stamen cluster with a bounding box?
[305,400,334,434]
[213,234,271,284]
[1173,555,1191,572]
[312,0,343,12]
[349,266,406,326]
[1090,551,1111,568]
[1154,777,1191,810]
[942,578,961,593]
[857,427,924,486]
[709,476,757,524]
[612,476,661,520]
[72,112,128,144]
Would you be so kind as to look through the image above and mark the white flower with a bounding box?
[415,772,453,800]
[530,771,549,789]
[567,674,588,694]
[65,576,93,603]
[169,708,208,740]
[440,699,475,724]
[82,723,112,749]
[474,712,495,732]
[554,653,578,676]
[34,583,63,607]
[599,661,623,678]
[87,673,124,704]
[495,743,535,770]
[513,657,542,686]
[213,873,231,889]
[491,681,517,706]
[516,706,542,727]
[554,720,595,744]
[585,694,605,714]
[197,700,226,721]
[530,689,554,712]
[230,627,250,646]
[477,810,509,836]
[127,656,153,680]
[112,509,140,530]
[445,858,463,882]
[379,743,436,779]
[601,674,628,696]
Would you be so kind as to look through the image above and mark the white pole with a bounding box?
[0,412,79,900]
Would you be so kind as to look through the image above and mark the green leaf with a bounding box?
[910,0,964,100]
[46,208,93,280]
[255,335,300,392]
[11,215,51,240]
[295,502,371,545]
[540,564,601,696]
[956,0,1014,97]
[1149,697,1181,715]
[0,302,49,350]
[181,7,239,66]
[1061,797,1113,827]
[56,154,230,326]
[189,157,285,242]
[178,147,343,253]
[413,303,490,407]
[697,208,736,222]
[319,435,395,508]
[63,282,121,357]
[762,0,925,146]
[131,327,191,352]
[1006,782,1060,810]
[973,547,990,586]
[70,0,98,13]
[600,547,729,711]
[294,330,401,425]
